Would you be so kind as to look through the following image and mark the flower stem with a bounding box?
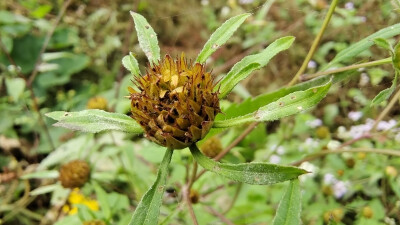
[303,57,392,80]
[287,0,338,87]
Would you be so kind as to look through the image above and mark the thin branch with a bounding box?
[291,148,400,166]
[287,0,338,86]
[204,206,235,225]
[301,57,392,81]
[27,0,73,86]
[183,185,199,225]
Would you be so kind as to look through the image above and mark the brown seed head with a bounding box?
[189,189,200,204]
[129,54,220,149]
[59,160,90,189]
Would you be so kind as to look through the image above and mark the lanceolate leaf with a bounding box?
[46,109,143,134]
[323,23,400,70]
[129,149,173,225]
[371,73,398,106]
[272,179,302,225]
[217,36,295,98]
[196,13,250,64]
[213,80,332,128]
[122,52,141,76]
[217,70,354,120]
[130,11,160,66]
[189,145,306,185]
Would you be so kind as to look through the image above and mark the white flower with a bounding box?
[344,2,354,10]
[239,0,254,4]
[299,138,319,152]
[323,173,336,185]
[377,119,397,131]
[333,180,349,198]
[277,146,286,155]
[307,60,317,69]
[327,140,341,150]
[348,111,363,121]
[201,0,209,5]
[306,119,322,128]
[269,154,281,164]
[220,6,230,17]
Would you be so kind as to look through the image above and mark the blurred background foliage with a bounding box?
[1,0,400,224]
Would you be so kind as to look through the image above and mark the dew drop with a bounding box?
[64,112,70,117]
[297,106,303,110]
[150,34,155,38]
[145,25,150,29]
[212,44,219,49]
[279,102,284,107]
[291,95,296,100]
[313,88,318,93]
[213,165,221,172]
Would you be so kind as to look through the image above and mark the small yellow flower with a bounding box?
[63,188,99,215]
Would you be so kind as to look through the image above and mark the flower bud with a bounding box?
[87,97,108,111]
[200,136,223,158]
[59,160,90,189]
[362,206,373,218]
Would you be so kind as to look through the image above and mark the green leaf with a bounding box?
[20,170,59,179]
[93,181,111,220]
[217,70,354,121]
[30,184,59,196]
[371,73,398,106]
[45,109,143,134]
[129,149,173,225]
[214,80,332,128]
[122,52,141,75]
[393,41,400,72]
[189,145,306,185]
[323,23,400,70]
[5,77,26,102]
[217,36,295,98]
[130,11,160,66]
[373,38,392,51]
[272,179,302,225]
[196,13,251,64]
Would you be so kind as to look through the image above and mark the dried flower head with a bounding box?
[59,160,90,189]
[129,54,220,149]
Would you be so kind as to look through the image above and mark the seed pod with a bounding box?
[130,54,220,149]
[59,160,90,189]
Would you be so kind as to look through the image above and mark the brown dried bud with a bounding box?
[189,189,200,204]
[87,97,108,111]
[200,136,223,158]
[59,160,90,189]
[83,220,106,225]
[129,54,220,149]
[323,208,344,223]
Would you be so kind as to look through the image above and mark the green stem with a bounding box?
[304,57,392,80]
[287,0,338,87]
[291,148,400,166]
